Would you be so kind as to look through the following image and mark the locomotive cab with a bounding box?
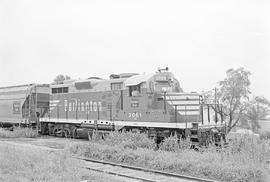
[151,68,182,93]
[121,68,203,125]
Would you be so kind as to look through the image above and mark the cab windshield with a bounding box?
[154,78,181,93]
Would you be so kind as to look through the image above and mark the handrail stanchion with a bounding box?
[164,92,167,114]
[185,105,187,129]
[174,105,177,122]
[201,105,204,125]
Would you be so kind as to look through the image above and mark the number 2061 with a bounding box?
[128,112,142,118]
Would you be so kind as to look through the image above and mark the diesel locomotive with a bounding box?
[0,68,225,145]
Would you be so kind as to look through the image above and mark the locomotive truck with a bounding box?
[0,68,226,146]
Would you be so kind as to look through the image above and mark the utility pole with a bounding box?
[214,88,217,124]
[35,85,38,133]
[28,85,31,127]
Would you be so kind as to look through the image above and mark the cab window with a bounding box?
[129,85,141,96]
[52,87,69,94]
[111,82,123,90]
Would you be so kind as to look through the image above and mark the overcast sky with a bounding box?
[0,0,269,99]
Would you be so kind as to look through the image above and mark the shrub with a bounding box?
[260,131,270,140]
[159,135,191,152]
[226,135,270,164]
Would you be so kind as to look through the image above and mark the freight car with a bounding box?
[0,84,50,127]
[0,68,225,146]
[39,68,225,145]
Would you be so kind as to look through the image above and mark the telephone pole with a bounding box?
[214,88,217,124]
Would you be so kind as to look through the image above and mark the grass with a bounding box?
[2,129,269,181]
[0,127,38,138]
[0,146,82,182]
[68,131,270,182]
[0,143,131,182]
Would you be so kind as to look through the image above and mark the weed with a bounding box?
[159,135,192,152]
[90,131,156,150]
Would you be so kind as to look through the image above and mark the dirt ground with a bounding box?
[0,135,86,149]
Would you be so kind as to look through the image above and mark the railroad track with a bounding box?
[77,157,218,182]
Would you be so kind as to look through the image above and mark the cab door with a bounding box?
[124,83,148,122]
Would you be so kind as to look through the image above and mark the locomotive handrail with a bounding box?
[165,98,201,101]
[0,97,26,100]
[163,92,167,114]
[168,101,223,126]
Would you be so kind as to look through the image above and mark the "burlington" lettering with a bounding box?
[64,99,102,113]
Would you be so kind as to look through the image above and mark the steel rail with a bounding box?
[85,166,155,182]
[76,157,218,182]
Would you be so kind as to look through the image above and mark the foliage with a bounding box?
[0,127,38,138]
[69,134,270,182]
[53,74,71,84]
[242,96,270,132]
[204,68,251,133]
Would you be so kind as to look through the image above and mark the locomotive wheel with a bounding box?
[53,127,64,137]
[63,130,68,138]
[71,127,77,138]
[63,128,71,138]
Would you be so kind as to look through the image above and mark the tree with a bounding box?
[243,96,270,132]
[204,67,251,133]
[53,74,71,84]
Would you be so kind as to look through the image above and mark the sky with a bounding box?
[0,0,270,99]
